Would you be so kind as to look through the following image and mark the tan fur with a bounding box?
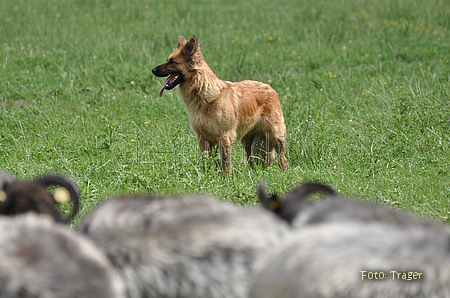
[153,36,287,175]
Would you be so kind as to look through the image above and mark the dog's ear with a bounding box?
[182,36,199,61]
[189,36,197,43]
[177,35,187,48]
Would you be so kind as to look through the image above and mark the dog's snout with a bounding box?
[152,65,167,77]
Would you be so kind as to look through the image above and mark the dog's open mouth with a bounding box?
[158,73,183,97]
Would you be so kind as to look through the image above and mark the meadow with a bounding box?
[0,0,449,222]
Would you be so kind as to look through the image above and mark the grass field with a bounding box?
[1,0,449,222]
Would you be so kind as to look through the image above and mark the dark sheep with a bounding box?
[0,171,80,223]
[77,194,290,298]
[0,213,126,298]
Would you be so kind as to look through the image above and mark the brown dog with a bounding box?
[152,36,287,175]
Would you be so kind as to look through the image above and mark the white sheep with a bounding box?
[0,214,126,298]
[77,194,290,298]
[292,195,447,229]
[249,222,450,298]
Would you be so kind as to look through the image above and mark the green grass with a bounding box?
[1,0,449,223]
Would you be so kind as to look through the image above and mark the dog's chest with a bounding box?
[182,97,236,140]
[188,106,230,138]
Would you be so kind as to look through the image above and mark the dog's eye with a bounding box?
[168,58,176,65]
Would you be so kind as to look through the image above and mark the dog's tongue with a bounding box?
[158,74,177,97]
[158,80,167,97]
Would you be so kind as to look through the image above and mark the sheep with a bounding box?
[249,222,450,298]
[0,213,126,298]
[76,194,291,298]
[0,171,80,223]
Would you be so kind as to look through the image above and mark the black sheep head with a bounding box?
[257,182,337,224]
[0,171,80,223]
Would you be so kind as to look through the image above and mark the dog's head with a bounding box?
[152,35,203,97]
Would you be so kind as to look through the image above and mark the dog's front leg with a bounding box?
[196,134,212,164]
[219,136,232,175]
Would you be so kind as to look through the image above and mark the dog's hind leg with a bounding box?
[262,117,288,171]
[241,133,255,167]
[276,135,288,170]
[251,133,275,168]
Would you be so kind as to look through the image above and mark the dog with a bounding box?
[152,36,287,175]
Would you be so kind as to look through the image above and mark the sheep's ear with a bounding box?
[0,191,6,203]
[0,171,13,204]
[34,175,80,222]
[257,182,282,211]
[0,171,13,189]
[257,182,270,207]
[53,187,71,204]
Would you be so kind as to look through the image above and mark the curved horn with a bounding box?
[34,175,80,222]
[283,182,337,201]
